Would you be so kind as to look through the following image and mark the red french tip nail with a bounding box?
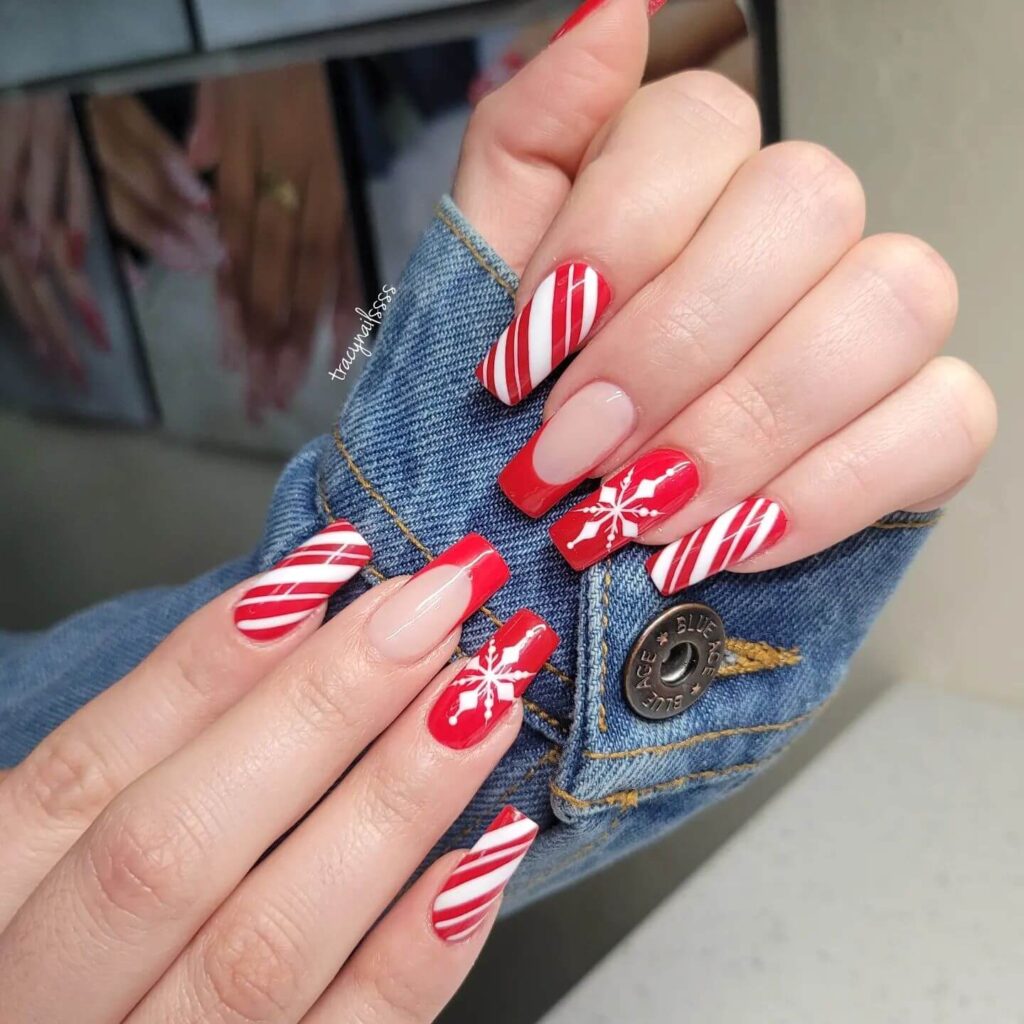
[431,806,538,942]
[646,497,788,595]
[476,261,611,406]
[498,421,587,518]
[410,533,510,622]
[549,448,700,571]
[233,520,372,642]
[428,609,559,749]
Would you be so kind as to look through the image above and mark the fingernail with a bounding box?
[549,447,700,571]
[66,230,86,270]
[476,261,611,406]
[550,0,609,41]
[646,497,788,595]
[75,299,110,352]
[366,534,510,663]
[499,382,635,517]
[233,520,372,642]
[431,806,538,942]
[428,610,558,749]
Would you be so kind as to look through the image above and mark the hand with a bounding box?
[87,93,222,272]
[455,0,996,582]
[0,527,546,1022]
[191,65,347,418]
[0,93,110,382]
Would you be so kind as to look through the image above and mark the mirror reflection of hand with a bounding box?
[189,66,346,420]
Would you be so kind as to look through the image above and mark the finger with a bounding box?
[248,189,300,347]
[477,71,759,407]
[0,250,51,358]
[0,97,31,241]
[639,233,958,545]
[103,180,199,270]
[24,94,69,265]
[304,820,529,1023]
[0,537,507,1024]
[16,252,82,385]
[454,0,650,272]
[646,357,996,594]
[132,612,550,1024]
[64,131,91,264]
[215,264,247,371]
[48,223,110,352]
[186,80,221,171]
[0,521,372,925]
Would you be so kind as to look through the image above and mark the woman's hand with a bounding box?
[455,0,996,583]
[0,526,552,1022]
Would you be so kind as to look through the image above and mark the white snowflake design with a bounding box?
[565,462,685,552]
[448,626,545,726]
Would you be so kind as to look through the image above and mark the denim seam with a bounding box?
[435,204,517,298]
[717,638,802,677]
[330,424,575,689]
[871,514,942,530]
[551,756,775,810]
[596,561,612,734]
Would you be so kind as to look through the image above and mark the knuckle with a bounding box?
[15,730,122,832]
[200,902,308,1024]
[716,373,784,451]
[757,140,866,235]
[855,233,959,337]
[645,287,724,376]
[927,356,998,457]
[664,69,761,139]
[348,958,424,1024]
[357,761,426,846]
[84,795,210,924]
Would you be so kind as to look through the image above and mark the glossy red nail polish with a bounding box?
[646,497,788,595]
[234,520,372,642]
[549,448,699,571]
[428,610,559,749]
[431,806,538,942]
[551,0,609,41]
[498,424,585,517]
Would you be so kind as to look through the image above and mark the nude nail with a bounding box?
[366,534,509,662]
[499,382,636,517]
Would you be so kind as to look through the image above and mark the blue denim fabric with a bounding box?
[0,197,937,911]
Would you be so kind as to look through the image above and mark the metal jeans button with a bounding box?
[623,603,726,720]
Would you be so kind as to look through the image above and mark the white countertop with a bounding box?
[539,683,1024,1023]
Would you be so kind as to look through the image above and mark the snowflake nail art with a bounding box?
[549,448,700,571]
[428,610,559,749]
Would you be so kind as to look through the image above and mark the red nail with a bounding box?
[66,230,87,270]
[234,520,372,642]
[551,0,609,41]
[647,497,788,595]
[431,806,538,942]
[476,261,611,406]
[428,610,558,749]
[549,448,700,570]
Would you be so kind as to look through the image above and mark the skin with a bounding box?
[0,0,997,1020]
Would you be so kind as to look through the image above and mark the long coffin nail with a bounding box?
[366,534,509,663]
[499,382,636,517]
[428,610,559,749]
[233,520,372,642]
[646,497,788,595]
[431,806,538,942]
[549,448,700,571]
[476,261,611,406]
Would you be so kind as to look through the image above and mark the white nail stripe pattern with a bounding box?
[476,262,610,406]
[233,520,372,641]
[431,807,538,942]
[647,497,787,596]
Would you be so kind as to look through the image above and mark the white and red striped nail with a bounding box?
[431,806,538,942]
[549,447,700,571]
[233,520,372,642]
[646,497,788,596]
[476,261,611,406]
[428,610,559,749]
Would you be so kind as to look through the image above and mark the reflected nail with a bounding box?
[646,497,788,595]
[366,534,509,663]
[233,520,372,642]
[549,447,700,570]
[431,806,538,942]
[476,261,611,406]
[75,299,110,352]
[499,382,636,517]
[428,609,558,749]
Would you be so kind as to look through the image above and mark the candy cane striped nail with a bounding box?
[646,497,788,596]
[233,520,372,642]
[476,261,611,406]
[428,610,559,749]
[431,806,538,942]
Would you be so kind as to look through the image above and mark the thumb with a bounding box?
[453,0,650,274]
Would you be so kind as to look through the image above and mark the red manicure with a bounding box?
[549,448,699,571]
[411,533,511,623]
[428,610,558,749]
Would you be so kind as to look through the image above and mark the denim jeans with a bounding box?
[0,197,937,911]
